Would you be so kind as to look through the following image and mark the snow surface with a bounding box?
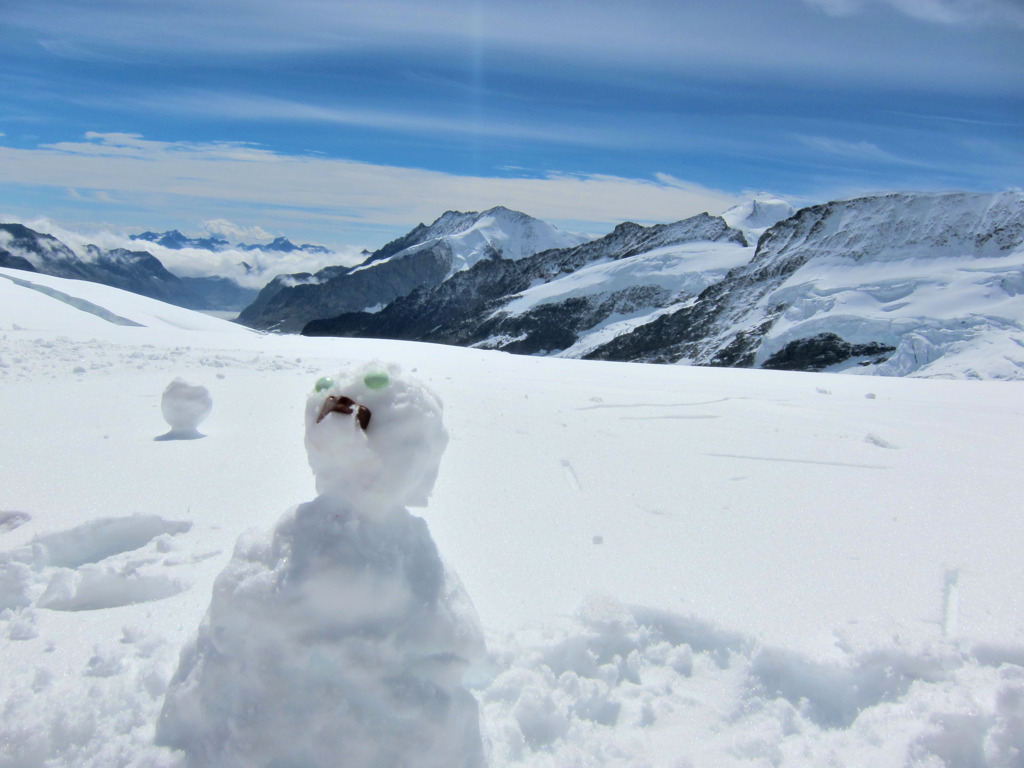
[2,268,1024,766]
[755,251,1024,379]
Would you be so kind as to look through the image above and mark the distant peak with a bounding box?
[480,205,528,219]
[722,195,795,234]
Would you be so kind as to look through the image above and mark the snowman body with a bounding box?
[157,364,485,768]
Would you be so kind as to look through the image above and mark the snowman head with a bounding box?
[304,362,449,510]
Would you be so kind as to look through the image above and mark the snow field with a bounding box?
[1,269,1024,766]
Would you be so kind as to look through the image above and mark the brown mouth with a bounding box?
[316,395,371,430]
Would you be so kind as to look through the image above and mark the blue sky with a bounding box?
[1,0,1021,250]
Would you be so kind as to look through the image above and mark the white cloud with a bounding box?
[201,219,274,243]
[0,133,741,247]
[136,243,367,287]
[14,214,366,286]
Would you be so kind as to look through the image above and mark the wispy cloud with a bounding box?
[10,0,1023,91]
[796,135,924,165]
[800,0,1024,27]
[115,91,642,149]
[0,133,741,247]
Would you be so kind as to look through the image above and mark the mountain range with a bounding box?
[4,190,1023,378]
[0,226,348,312]
[0,224,257,312]
[297,191,1024,379]
[132,230,331,255]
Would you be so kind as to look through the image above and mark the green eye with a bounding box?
[363,372,389,389]
[314,376,335,392]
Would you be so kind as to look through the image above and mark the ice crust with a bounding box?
[156,363,485,768]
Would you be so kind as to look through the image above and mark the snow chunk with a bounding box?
[33,515,192,569]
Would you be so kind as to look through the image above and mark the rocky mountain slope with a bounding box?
[0,224,257,311]
[236,206,589,332]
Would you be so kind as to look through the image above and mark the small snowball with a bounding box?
[161,378,212,435]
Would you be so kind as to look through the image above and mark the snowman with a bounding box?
[157,362,486,768]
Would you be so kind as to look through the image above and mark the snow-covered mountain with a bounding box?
[0,223,258,311]
[132,230,231,251]
[132,230,331,255]
[720,193,796,242]
[10,190,1024,379]
[236,206,590,333]
[587,190,1024,379]
[303,213,747,356]
[304,191,1024,380]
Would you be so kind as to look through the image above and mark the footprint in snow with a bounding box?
[0,515,194,613]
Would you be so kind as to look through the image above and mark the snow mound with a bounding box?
[157,363,485,768]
